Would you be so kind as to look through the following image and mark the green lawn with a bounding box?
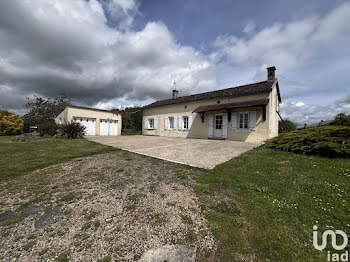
[1,135,349,261]
[196,146,350,261]
[0,136,117,181]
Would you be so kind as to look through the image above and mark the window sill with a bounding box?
[232,128,255,132]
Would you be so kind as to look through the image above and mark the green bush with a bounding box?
[57,122,86,139]
[121,129,142,136]
[11,133,40,142]
[330,113,350,126]
[37,121,59,136]
[265,126,350,158]
[279,119,297,133]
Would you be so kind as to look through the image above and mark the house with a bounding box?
[142,67,281,142]
[55,105,122,136]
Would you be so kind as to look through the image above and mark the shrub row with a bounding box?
[265,126,350,158]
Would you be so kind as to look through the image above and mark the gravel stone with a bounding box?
[0,151,217,261]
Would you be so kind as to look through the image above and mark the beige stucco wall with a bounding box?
[55,107,122,136]
[143,84,280,142]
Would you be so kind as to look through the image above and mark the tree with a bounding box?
[330,113,350,126]
[279,119,297,133]
[0,110,24,135]
[23,96,70,132]
[113,106,142,132]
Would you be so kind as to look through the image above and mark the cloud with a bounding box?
[94,101,119,110]
[338,93,350,108]
[0,0,217,112]
[280,96,350,125]
[243,21,255,34]
[214,2,350,73]
[101,0,139,29]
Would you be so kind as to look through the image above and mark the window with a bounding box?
[169,117,174,129]
[148,118,154,129]
[183,116,189,129]
[215,115,223,129]
[239,113,249,129]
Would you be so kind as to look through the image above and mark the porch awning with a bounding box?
[192,98,269,113]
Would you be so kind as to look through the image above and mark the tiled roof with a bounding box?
[144,79,279,109]
[193,98,269,113]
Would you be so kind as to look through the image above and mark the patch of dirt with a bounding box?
[0,151,217,261]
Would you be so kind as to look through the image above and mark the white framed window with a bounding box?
[183,116,189,129]
[169,117,175,129]
[148,118,154,129]
[239,113,249,129]
[215,115,223,130]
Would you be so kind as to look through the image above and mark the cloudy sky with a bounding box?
[0,0,349,124]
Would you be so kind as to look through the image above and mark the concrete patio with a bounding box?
[87,135,261,169]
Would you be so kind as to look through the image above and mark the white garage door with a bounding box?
[73,117,96,136]
[100,119,118,136]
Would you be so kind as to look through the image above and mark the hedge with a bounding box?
[265,126,350,158]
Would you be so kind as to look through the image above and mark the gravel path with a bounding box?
[0,151,217,261]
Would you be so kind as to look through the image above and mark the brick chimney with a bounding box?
[172,89,178,99]
[267,66,276,81]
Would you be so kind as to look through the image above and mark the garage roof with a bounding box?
[67,105,120,114]
[192,98,269,113]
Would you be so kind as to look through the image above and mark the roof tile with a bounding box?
[144,80,276,108]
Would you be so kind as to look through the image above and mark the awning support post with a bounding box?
[200,113,204,123]
[226,108,231,122]
[263,106,266,121]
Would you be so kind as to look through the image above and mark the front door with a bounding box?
[214,114,223,138]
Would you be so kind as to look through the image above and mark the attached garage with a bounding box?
[55,105,122,136]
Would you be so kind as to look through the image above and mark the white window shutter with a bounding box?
[249,111,257,130]
[188,116,192,129]
[144,118,148,130]
[231,113,238,129]
[178,116,183,130]
[164,118,168,130]
[154,118,158,130]
[174,117,177,130]
[222,113,228,138]
[208,114,213,137]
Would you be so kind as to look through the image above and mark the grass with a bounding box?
[196,146,350,261]
[0,136,117,181]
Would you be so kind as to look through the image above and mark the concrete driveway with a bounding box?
[87,135,261,169]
